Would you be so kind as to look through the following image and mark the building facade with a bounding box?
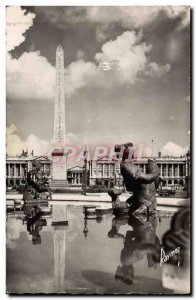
[6,155,52,187]
[67,166,84,186]
[6,155,84,187]
[6,154,189,189]
[89,157,122,187]
[89,156,189,189]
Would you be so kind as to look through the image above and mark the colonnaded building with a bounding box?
[6,151,190,190]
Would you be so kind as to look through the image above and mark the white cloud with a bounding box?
[6,124,26,156]
[6,124,79,156]
[64,60,97,96]
[94,23,112,42]
[165,6,190,29]
[26,134,50,156]
[6,7,56,102]
[161,141,189,157]
[6,6,35,52]
[95,31,170,84]
[64,31,170,95]
[6,7,55,102]
[76,49,85,60]
[7,51,55,101]
[6,123,50,156]
[7,30,170,101]
[143,146,152,158]
[144,62,171,77]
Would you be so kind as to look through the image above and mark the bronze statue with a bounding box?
[108,143,160,215]
[26,161,52,200]
[108,187,129,210]
[122,158,159,215]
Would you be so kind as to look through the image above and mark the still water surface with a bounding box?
[7,203,175,294]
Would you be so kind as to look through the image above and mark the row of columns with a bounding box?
[160,164,181,177]
[93,163,185,179]
[72,172,83,185]
[6,163,51,178]
[96,164,118,178]
[6,163,26,178]
[140,163,184,178]
[90,162,118,178]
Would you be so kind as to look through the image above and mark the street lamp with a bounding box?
[151,139,154,158]
[186,149,190,199]
[82,145,88,196]
[24,165,27,184]
[83,218,88,239]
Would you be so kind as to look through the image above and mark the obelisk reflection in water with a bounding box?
[52,205,68,292]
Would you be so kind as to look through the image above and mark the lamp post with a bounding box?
[24,165,27,184]
[82,146,88,196]
[186,149,190,199]
[83,218,88,239]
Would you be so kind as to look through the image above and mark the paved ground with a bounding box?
[172,190,188,198]
[6,191,190,207]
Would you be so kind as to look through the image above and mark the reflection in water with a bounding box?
[108,216,129,240]
[83,218,88,239]
[53,225,66,292]
[24,204,68,293]
[52,205,68,293]
[108,215,160,285]
[26,218,47,245]
[6,204,190,294]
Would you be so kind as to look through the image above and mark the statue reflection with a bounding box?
[108,216,129,240]
[108,214,160,284]
[26,217,47,245]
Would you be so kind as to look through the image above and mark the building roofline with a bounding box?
[89,156,187,162]
[67,166,84,171]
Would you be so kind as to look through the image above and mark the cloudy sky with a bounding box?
[6,6,190,159]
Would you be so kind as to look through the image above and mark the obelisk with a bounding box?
[54,45,65,147]
[51,45,68,187]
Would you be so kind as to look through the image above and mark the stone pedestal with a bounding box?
[51,149,68,188]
